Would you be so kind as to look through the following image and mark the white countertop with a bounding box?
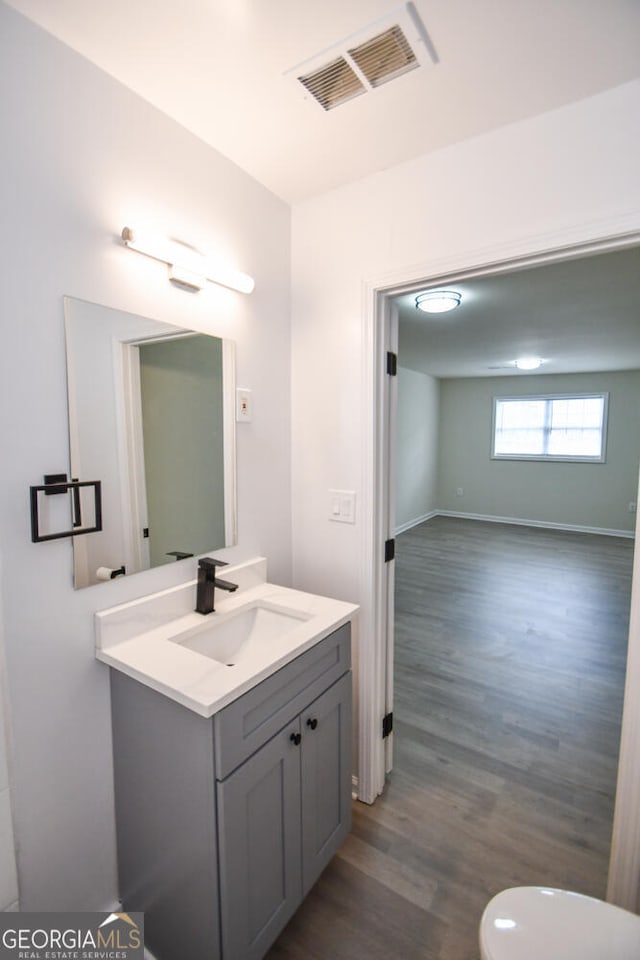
[95,558,358,717]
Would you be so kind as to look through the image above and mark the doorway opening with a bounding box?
[118,331,236,575]
[364,232,640,912]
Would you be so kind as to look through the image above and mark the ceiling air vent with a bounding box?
[348,25,417,88]
[298,57,366,111]
[285,2,438,112]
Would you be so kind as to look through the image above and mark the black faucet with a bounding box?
[195,557,238,614]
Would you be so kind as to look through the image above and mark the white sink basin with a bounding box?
[96,558,359,716]
[169,601,312,666]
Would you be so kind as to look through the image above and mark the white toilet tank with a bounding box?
[480,886,640,960]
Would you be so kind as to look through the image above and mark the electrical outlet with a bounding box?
[628,502,637,514]
[456,487,464,497]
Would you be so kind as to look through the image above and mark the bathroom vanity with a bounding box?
[96,559,357,960]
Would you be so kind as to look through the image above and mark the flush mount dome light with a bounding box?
[515,357,543,371]
[415,290,462,314]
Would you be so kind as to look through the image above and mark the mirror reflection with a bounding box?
[64,297,236,589]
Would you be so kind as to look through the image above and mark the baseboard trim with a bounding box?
[434,510,635,539]
[351,774,359,800]
[395,510,438,536]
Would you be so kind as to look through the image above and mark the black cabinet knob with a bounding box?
[306,718,318,730]
[290,732,302,746]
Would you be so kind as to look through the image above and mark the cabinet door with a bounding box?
[301,671,352,895]
[217,721,303,960]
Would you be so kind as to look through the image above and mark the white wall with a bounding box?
[292,79,640,591]
[291,81,640,783]
[437,371,640,533]
[395,367,439,532]
[0,555,19,911]
[0,4,291,909]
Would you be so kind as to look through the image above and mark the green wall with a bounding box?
[396,367,440,530]
[139,334,225,565]
[437,371,640,533]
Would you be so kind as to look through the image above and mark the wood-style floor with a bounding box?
[267,517,634,959]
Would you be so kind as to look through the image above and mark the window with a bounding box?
[492,394,608,462]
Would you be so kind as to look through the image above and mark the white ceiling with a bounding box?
[395,246,640,378]
[5,0,640,203]
[6,2,639,375]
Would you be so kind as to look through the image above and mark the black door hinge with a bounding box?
[143,528,149,538]
[386,351,397,376]
[382,712,394,739]
[384,538,395,562]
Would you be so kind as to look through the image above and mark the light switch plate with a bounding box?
[236,388,252,422]
[329,489,356,524]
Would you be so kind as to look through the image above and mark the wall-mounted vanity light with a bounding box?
[121,227,255,294]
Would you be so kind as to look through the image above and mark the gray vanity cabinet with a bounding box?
[216,671,352,960]
[216,722,302,959]
[110,622,351,960]
[110,672,222,960]
[300,671,352,895]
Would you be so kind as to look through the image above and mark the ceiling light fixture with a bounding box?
[515,357,543,371]
[121,227,255,294]
[415,290,462,314]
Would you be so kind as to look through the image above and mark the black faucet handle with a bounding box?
[199,556,228,572]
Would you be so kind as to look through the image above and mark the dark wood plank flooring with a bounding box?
[267,517,633,959]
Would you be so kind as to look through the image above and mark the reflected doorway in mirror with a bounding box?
[63,297,237,589]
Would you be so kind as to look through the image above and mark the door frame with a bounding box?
[118,340,150,575]
[360,225,640,909]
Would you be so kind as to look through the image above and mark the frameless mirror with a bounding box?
[63,297,236,589]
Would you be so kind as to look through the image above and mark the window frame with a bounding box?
[491,392,609,463]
